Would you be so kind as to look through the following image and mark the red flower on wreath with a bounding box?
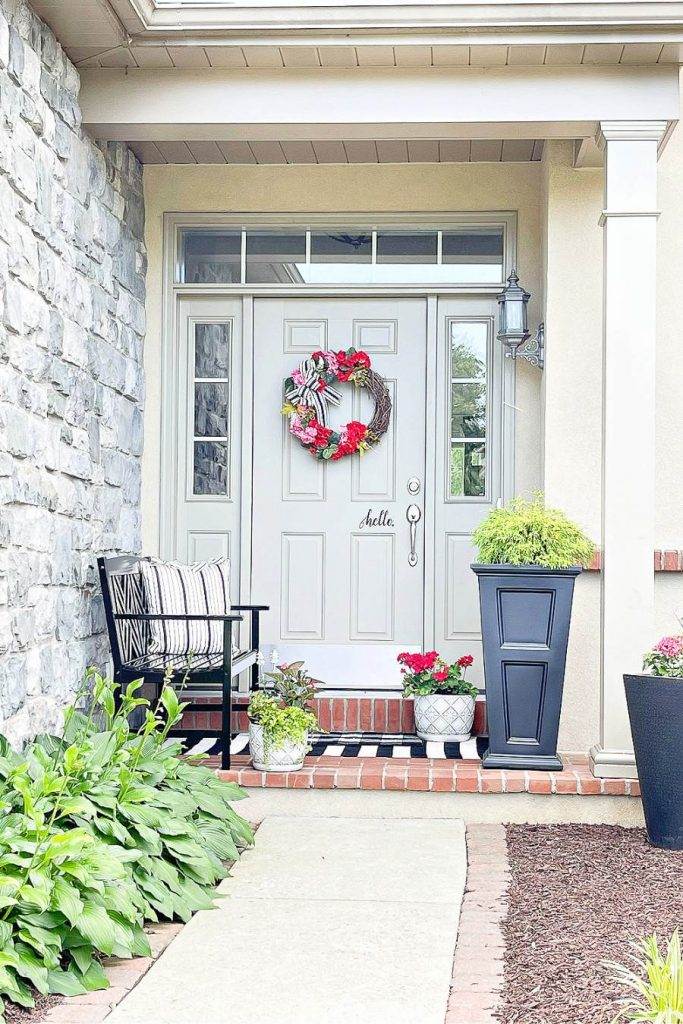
[311,422,333,449]
[336,349,371,381]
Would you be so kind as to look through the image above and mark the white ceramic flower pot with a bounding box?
[413,693,476,743]
[248,721,308,772]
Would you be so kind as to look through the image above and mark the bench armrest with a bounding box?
[231,604,270,612]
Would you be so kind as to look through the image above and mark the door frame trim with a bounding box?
[160,213,517,628]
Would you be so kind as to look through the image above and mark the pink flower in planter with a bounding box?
[654,636,683,657]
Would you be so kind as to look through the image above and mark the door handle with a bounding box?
[406,504,422,567]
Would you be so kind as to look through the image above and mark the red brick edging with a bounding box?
[445,824,508,1024]
[41,923,182,1024]
[587,549,683,572]
[216,752,640,797]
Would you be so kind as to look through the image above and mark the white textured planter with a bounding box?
[413,693,476,743]
[248,721,308,772]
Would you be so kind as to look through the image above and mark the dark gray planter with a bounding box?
[624,674,683,850]
[472,564,581,771]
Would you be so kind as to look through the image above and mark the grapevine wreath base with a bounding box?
[282,347,392,461]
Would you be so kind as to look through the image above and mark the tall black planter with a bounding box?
[472,564,581,771]
[624,674,683,850]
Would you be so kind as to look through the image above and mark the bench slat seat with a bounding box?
[118,649,257,681]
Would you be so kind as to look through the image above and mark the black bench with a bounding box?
[98,555,268,769]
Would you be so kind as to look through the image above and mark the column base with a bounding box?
[590,744,638,780]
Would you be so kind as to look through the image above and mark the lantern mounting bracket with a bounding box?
[516,322,545,369]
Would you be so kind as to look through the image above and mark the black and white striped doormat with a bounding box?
[179,731,488,761]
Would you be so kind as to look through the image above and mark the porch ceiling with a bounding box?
[56,40,683,71]
[130,137,545,164]
[27,0,683,65]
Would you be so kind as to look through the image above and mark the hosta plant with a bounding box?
[0,672,253,1020]
[609,930,683,1023]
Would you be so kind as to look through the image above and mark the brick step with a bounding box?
[215,754,640,798]
[180,693,487,735]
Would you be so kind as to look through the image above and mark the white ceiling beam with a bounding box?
[79,65,679,141]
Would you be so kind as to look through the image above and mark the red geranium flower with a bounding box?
[433,669,450,682]
[397,650,439,674]
[458,655,474,668]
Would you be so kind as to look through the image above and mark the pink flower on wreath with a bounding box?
[323,350,339,374]
[290,415,316,444]
[291,368,305,387]
[654,635,683,657]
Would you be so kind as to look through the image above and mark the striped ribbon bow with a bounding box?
[284,358,342,425]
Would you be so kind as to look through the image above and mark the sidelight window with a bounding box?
[191,322,231,496]
[449,320,489,498]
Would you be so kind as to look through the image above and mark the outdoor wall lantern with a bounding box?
[496,269,544,369]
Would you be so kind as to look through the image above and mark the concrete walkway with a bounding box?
[107,815,467,1024]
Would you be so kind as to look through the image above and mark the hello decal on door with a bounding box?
[282,348,392,462]
[358,509,396,529]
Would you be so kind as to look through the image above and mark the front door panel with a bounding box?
[252,297,428,686]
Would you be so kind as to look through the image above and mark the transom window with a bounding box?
[179,225,505,286]
[448,320,489,499]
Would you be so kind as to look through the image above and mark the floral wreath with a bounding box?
[282,348,392,461]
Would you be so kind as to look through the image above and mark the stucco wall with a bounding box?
[542,129,683,752]
[140,139,683,754]
[141,160,544,555]
[0,0,146,745]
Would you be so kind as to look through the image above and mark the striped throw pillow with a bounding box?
[140,558,238,656]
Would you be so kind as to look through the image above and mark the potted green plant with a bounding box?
[608,930,683,1020]
[248,661,318,772]
[624,635,683,850]
[398,651,478,742]
[471,496,594,771]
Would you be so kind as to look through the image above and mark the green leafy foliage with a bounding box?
[472,495,595,570]
[608,930,683,1023]
[248,692,317,753]
[262,661,318,708]
[0,672,253,1020]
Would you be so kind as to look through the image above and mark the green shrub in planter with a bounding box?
[472,495,594,569]
[0,671,253,1019]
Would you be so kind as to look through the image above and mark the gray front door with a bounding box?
[252,296,428,687]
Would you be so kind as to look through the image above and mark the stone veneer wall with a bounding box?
[0,0,146,745]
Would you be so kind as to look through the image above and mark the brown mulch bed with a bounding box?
[499,824,683,1024]
[5,996,61,1024]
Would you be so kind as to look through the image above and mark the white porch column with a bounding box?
[590,120,667,779]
